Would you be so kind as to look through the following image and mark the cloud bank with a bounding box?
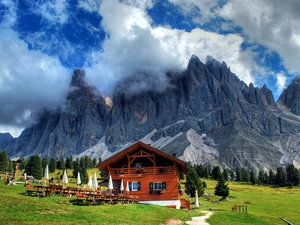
[84,0,254,96]
[1,0,300,136]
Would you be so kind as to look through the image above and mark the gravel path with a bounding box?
[185,211,214,225]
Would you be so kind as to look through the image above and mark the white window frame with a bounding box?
[131,181,139,191]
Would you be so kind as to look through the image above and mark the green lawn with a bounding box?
[194,179,300,225]
[1,171,300,225]
[0,178,200,225]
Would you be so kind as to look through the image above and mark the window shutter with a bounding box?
[129,182,132,191]
[149,182,153,191]
[138,182,141,191]
[162,182,166,189]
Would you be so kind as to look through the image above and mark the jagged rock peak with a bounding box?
[187,54,204,69]
[206,55,227,68]
[279,75,300,115]
[71,69,86,87]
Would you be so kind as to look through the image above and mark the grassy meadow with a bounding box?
[0,169,300,224]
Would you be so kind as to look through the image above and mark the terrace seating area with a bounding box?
[74,192,139,206]
[24,184,139,205]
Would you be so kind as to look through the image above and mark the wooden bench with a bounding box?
[75,192,87,205]
[25,185,37,196]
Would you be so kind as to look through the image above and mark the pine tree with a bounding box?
[275,167,286,186]
[49,158,56,173]
[185,167,204,197]
[42,157,48,169]
[235,167,242,181]
[269,169,275,184]
[223,169,229,181]
[250,171,256,185]
[0,150,10,172]
[214,176,229,199]
[286,164,300,186]
[211,166,222,180]
[81,167,89,184]
[25,155,43,180]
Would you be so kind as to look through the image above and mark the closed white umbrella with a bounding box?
[126,181,129,195]
[93,172,98,192]
[62,170,68,187]
[120,179,124,194]
[108,175,113,193]
[44,165,49,185]
[195,190,199,208]
[76,172,81,187]
[88,175,93,190]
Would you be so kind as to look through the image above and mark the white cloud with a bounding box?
[219,0,300,74]
[0,28,71,134]
[31,0,69,25]
[78,0,100,13]
[276,72,287,95]
[85,0,255,97]
[0,0,17,28]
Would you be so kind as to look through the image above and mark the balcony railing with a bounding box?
[112,166,174,177]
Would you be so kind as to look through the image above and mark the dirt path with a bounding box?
[185,211,214,225]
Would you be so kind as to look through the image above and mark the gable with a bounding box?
[96,141,187,174]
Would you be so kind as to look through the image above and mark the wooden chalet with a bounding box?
[96,141,190,209]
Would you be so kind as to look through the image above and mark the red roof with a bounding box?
[96,141,187,174]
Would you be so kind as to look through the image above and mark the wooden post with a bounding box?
[279,217,293,225]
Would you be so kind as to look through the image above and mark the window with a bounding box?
[153,182,162,190]
[130,181,140,191]
[149,182,166,191]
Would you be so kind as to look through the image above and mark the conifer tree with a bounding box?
[185,167,204,197]
[49,158,56,173]
[25,155,43,179]
[214,176,229,200]
[286,164,300,186]
[42,157,48,169]
[250,171,256,185]
[0,150,10,172]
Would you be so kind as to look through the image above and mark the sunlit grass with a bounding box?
[192,179,300,225]
[2,171,300,224]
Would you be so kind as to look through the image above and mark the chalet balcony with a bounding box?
[112,166,175,178]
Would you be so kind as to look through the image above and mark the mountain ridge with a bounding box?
[1,55,300,173]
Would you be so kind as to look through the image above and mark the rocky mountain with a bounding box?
[1,55,300,173]
[2,69,108,158]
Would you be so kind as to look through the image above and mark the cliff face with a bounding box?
[2,56,300,172]
[4,69,108,158]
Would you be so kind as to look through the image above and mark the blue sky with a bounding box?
[1,0,300,137]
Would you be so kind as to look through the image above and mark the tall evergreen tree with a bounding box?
[223,169,229,181]
[42,157,48,169]
[269,169,275,184]
[49,158,56,173]
[93,158,97,167]
[229,169,235,181]
[286,164,300,186]
[81,167,89,184]
[211,166,222,180]
[0,150,10,172]
[250,171,256,185]
[258,170,266,184]
[242,168,250,182]
[275,167,286,186]
[25,155,43,179]
[215,176,229,200]
[235,167,242,181]
[185,167,204,197]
